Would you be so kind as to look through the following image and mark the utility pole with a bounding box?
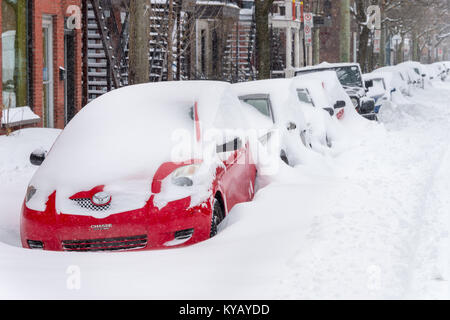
[313,0,320,65]
[128,0,150,85]
[339,0,351,62]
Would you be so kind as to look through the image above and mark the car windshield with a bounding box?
[335,66,363,88]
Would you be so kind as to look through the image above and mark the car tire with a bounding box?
[210,199,224,238]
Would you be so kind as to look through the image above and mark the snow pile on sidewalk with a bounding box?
[1,82,450,299]
[0,129,61,249]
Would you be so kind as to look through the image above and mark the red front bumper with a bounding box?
[20,194,213,252]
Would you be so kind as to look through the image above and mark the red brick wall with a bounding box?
[31,0,82,129]
[0,2,3,132]
[1,0,82,135]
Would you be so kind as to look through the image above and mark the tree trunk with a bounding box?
[358,27,370,72]
[255,0,274,79]
[378,1,386,67]
[340,0,351,62]
[129,0,150,85]
[355,0,369,72]
[312,0,320,65]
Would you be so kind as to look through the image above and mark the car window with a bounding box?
[373,79,385,90]
[242,98,271,118]
[335,66,363,88]
[297,88,314,106]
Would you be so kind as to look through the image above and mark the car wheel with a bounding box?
[210,199,224,238]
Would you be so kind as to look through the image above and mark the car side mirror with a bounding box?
[365,80,373,88]
[30,149,47,166]
[333,100,346,109]
[216,137,242,153]
[390,88,397,93]
[422,74,426,77]
[286,122,297,131]
[324,107,334,117]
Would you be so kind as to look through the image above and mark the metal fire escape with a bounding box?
[82,0,245,103]
[82,0,130,103]
[83,0,188,103]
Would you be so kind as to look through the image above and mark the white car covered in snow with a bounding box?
[293,70,354,122]
[396,61,427,89]
[232,78,336,160]
[373,66,411,96]
[363,73,392,114]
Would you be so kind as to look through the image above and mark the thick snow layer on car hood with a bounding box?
[27,81,249,214]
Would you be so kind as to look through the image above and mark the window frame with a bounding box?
[238,93,275,123]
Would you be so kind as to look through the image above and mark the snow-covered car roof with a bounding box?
[27,81,249,213]
[231,78,306,128]
[373,66,410,86]
[396,61,425,80]
[294,62,361,73]
[293,71,354,110]
[363,73,385,81]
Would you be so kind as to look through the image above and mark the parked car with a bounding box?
[233,78,337,161]
[396,61,427,89]
[232,79,308,164]
[443,61,450,76]
[430,62,447,81]
[373,66,411,96]
[363,73,392,113]
[21,81,258,251]
[293,70,354,122]
[294,62,377,121]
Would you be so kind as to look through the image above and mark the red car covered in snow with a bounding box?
[21,81,257,251]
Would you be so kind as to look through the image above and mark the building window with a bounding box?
[2,0,28,109]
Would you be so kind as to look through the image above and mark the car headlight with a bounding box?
[26,185,37,203]
[171,164,200,187]
[351,97,359,107]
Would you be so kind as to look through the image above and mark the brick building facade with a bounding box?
[1,0,82,134]
[318,1,357,63]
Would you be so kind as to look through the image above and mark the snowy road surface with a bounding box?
[0,82,449,299]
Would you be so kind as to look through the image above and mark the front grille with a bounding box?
[71,198,110,211]
[62,235,147,252]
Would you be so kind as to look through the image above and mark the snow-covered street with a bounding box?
[1,82,450,299]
